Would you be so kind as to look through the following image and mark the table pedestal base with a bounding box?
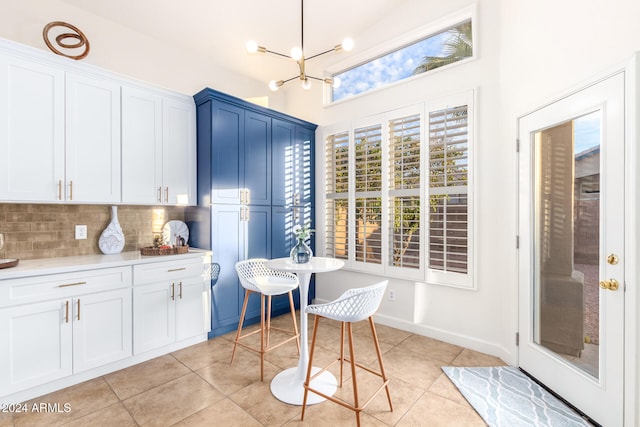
[270,367,337,405]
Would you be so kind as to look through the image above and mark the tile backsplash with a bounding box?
[0,204,186,260]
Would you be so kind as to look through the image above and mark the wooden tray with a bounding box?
[0,258,19,269]
[140,246,189,256]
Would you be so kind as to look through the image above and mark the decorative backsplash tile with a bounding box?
[0,204,186,260]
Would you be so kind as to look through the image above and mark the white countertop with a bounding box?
[0,249,212,279]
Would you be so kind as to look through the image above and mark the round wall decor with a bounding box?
[42,21,90,60]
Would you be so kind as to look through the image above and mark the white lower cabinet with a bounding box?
[72,288,132,373]
[0,269,132,396]
[133,258,210,354]
[0,299,73,395]
[0,252,210,403]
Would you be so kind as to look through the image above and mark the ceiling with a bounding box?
[60,0,408,86]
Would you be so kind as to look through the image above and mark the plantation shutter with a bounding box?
[354,124,382,264]
[325,131,349,259]
[428,105,469,274]
[389,114,421,269]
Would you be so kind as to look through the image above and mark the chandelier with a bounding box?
[245,0,353,91]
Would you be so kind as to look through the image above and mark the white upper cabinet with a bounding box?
[163,97,195,205]
[0,56,65,201]
[121,86,163,204]
[0,38,195,205]
[122,85,195,205]
[65,73,121,203]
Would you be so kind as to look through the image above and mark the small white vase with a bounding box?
[98,206,125,255]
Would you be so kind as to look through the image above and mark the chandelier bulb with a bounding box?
[332,77,342,88]
[290,46,303,61]
[269,80,283,91]
[341,37,354,52]
[246,40,258,54]
[301,78,312,90]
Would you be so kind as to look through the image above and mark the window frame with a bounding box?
[318,90,476,289]
[323,5,477,105]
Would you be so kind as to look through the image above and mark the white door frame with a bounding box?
[516,55,639,427]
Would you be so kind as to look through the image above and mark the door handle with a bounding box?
[179,281,183,299]
[171,282,175,300]
[599,278,619,291]
[77,298,81,320]
[64,300,69,323]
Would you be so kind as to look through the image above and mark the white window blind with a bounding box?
[389,114,421,269]
[325,131,349,259]
[428,105,469,274]
[355,124,382,264]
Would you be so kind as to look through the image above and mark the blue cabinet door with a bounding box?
[245,111,272,206]
[272,119,295,206]
[210,100,244,205]
[243,205,271,321]
[209,204,244,335]
[295,126,315,206]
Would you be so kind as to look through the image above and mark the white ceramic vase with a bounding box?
[98,206,125,254]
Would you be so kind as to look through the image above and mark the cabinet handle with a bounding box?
[294,207,299,222]
[179,281,183,299]
[58,180,63,200]
[240,189,245,205]
[168,267,186,272]
[64,300,69,323]
[58,281,87,288]
[77,298,81,320]
[246,189,250,205]
[245,206,250,222]
[69,180,73,201]
[171,282,175,301]
[158,186,162,203]
[165,187,169,203]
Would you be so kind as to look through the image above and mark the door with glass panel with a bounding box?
[517,73,624,426]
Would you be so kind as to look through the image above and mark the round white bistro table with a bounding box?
[265,256,345,405]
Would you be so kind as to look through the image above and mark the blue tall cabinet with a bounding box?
[187,88,317,338]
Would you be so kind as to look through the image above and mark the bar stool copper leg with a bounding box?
[301,315,320,421]
[231,289,251,364]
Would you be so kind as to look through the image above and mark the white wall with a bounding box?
[499,1,640,424]
[0,0,285,106]
[293,0,640,378]
[291,0,513,361]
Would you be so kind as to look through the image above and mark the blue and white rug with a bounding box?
[442,366,593,427]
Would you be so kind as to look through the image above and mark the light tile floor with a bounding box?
[2,314,505,426]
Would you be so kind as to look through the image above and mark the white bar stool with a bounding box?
[301,280,393,426]
[232,258,301,381]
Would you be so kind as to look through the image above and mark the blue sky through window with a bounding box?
[332,32,451,101]
[574,111,600,154]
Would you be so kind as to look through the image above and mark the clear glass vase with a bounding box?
[290,237,313,264]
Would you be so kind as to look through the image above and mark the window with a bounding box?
[331,18,473,102]
[325,130,349,259]
[354,124,383,265]
[428,105,469,282]
[322,91,474,288]
[389,114,421,269]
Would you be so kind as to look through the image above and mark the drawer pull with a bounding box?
[58,281,87,288]
[167,267,186,272]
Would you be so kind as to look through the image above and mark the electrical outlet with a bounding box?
[388,289,396,301]
[75,225,87,240]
